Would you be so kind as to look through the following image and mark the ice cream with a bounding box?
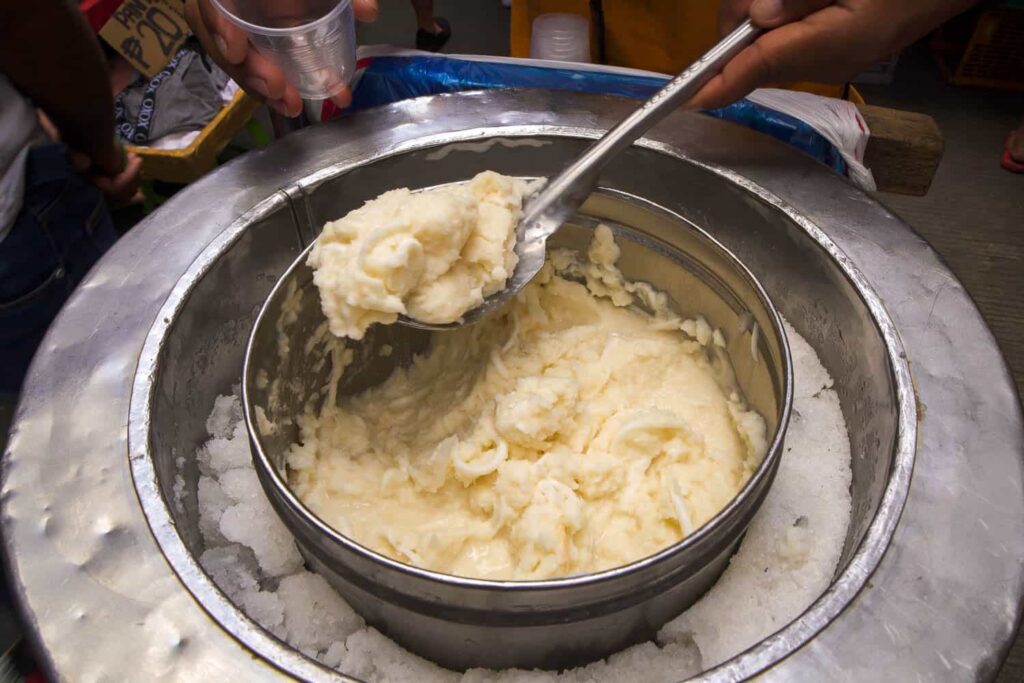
[289,220,767,580]
[307,171,532,340]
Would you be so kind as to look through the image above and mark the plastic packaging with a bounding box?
[213,0,356,99]
[745,89,874,190]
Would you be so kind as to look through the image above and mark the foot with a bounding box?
[416,16,451,52]
[1002,129,1024,173]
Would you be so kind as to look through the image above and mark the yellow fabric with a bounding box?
[510,0,864,103]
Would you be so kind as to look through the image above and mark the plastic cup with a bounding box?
[212,0,356,100]
[530,13,591,63]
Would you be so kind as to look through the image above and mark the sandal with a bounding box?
[1001,132,1024,173]
[416,16,451,52]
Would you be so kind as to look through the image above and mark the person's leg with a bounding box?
[1002,116,1024,173]
[0,143,117,394]
[411,0,451,52]
[410,0,438,33]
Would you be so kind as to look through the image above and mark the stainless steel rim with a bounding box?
[689,181,916,681]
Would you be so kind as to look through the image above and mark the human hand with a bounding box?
[73,144,144,208]
[39,109,143,206]
[691,0,976,110]
[93,152,143,208]
[184,0,380,117]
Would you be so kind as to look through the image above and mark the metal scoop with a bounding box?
[400,19,762,331]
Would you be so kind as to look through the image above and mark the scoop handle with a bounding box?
[521,19,763,243]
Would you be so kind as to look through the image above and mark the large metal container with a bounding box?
[4,91,1022,682]
[242,191,793,671]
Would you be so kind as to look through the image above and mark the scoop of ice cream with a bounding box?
[308,171,531,340]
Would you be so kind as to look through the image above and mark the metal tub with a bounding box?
[4,90,1022,682]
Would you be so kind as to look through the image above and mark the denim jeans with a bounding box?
[0,144,117,394]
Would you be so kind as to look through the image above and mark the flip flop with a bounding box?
[416,17,451,52]
[1001,133,1024,173]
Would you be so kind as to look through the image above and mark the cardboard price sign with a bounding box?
[100,0,192,77]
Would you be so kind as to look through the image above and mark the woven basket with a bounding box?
[932,8,1024,91]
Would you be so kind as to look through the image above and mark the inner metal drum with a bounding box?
[242,193,792,671]
[3,90,1022,682]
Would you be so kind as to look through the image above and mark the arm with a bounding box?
[691,0,980,110]
[0,0,124,175]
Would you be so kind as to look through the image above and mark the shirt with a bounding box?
[0,74,44,241]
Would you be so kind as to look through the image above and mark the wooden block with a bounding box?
[858,104,944,196]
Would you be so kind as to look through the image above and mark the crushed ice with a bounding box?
[192,321,851,681]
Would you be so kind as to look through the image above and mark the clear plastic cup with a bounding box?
[530,13,591,63]
[212,0,356,100]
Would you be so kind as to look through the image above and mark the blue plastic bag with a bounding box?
[333,54,847,177]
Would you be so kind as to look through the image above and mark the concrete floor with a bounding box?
[2,3,1021,680]
[356,0,511,54]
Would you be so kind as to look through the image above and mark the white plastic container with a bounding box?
[530,13,591,63]
[212,0,356,99]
